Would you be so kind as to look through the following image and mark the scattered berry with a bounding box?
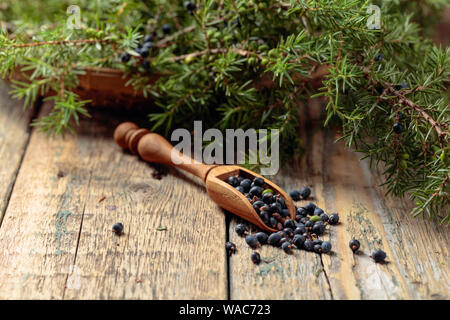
[245,234,260,248]
[312,221,325,235]
[251,252,261,265]
[268,232,282,246]
[112,222,124,235]
[235,224,247,236]
[289,189,301,201]
[283,219,295,229]
[371,249,387,263]
[328,213,339,225]
[294,226,306,235]
[282,242,294,254]
[226,242,237,256]
[320,213,329,222]
[349,239,360,253]
[297,207,307,217]
[313,244,322,253]
[255,232,268,244]
[299,186,311,199]
[303,240,314,251]
[304,202,316,215]
[374,52,383,61]
[321,241,332,253]
[313,207,324,216]
[292,234,306,248]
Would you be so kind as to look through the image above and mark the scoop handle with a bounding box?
[114,122,216,181]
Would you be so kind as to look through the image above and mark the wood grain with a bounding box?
[0,102,227,299]
[0,81,34,222]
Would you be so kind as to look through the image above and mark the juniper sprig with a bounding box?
[0,0,448,222]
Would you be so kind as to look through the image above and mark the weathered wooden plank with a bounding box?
[364,161,449,299]
[0,81,34,222]
[308,128,449,300]
[0,103,227,299]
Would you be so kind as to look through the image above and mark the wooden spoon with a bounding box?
[113,122,296,232]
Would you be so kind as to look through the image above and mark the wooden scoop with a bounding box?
[113,122,296,232]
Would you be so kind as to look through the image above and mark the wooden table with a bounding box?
[0,81,448,300]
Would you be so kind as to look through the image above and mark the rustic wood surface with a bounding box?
[0,100,227,299]
[0,83,448,300]
[0,82,34,223]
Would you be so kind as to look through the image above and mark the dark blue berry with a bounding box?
[299,217,309,224]
[320,213,329,222]
[304,202,316,215]
[394,82,408,90]
[143,34,154,43]
[112,222,124,235]
[321,241,332,253]
[282,242,294,254]
[294,226,306,235]
[268,232,282,246]
[249,186,263,198]
[120,53,131,63]
[374,52,383,61]
[314,244,322,253]
[185,1,197,12]
[162,23,172,34]
[371,249,386,263]
[227,176,239,187]
[328,213,339,225]
[292,234,306,248]
[251,252,261,264]
[235,224,247,236]
[252,200,265,212]
[349,239,360,252]
[269,217,278,228]
[240,178,252,192]
[262,192,273,204]
[313,207,324,216]
[269,202,282,214]
[289,189,301,201]
[299,186,311,199]
[236,185,245,193]
[255,232,268,244]
[276,197,286,209]
[296,207,307,217]
[305,221,314,229]
[226,242,237,256]
[393,122,403,134]
[281,209,290,218]
[252,177,265,187]
[303,240,314,251]
[313,239,323,246]
[312,221,325,235]
[283,219,295,229]
[283,228,294,238]
[245,235,259,248]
